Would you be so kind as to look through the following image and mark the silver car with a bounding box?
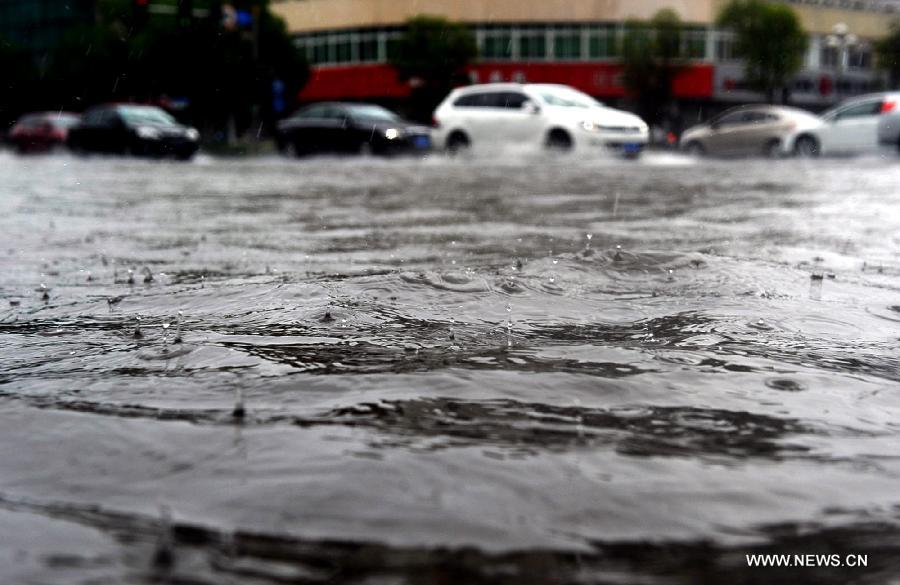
[680,105,823,158]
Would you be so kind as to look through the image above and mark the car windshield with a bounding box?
[346,105,400,122]
[117,106,177,126]
[52,114,80,128]
[535,88,600,108]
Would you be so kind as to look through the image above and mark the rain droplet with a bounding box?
[174,311,184,344]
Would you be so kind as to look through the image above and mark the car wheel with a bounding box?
[794,135,820,158]
[764,139,782,158]
[446,132,470,155]
[684,141,705,157]
[545,129,573,152]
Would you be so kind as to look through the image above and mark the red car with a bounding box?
[7,112,81,153]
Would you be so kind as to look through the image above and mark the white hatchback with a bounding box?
[432,83,649,157]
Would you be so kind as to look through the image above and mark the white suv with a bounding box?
[432,83,649,157]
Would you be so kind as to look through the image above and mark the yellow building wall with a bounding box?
[271,0,718,31]
[272,0,894,38]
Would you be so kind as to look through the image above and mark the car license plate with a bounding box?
[622,143,642,153]
[413,136,431,149]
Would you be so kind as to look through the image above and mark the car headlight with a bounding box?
[136,126,161,140]
[185,128,199,140]
[384,128,400,140]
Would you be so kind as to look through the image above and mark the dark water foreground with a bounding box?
[0,151,898,584]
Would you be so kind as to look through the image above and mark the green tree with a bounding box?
[37,0,308,141]
[390,15,477,122]
[876,20,900,88]
[620,8,684,127]
[717,0,808,103]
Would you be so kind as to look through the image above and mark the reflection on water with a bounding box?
[1,152,899,584]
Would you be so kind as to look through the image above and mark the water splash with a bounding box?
[232,388,246,420]
[506,303,513,348]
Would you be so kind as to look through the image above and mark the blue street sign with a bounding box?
[236,10,253,27]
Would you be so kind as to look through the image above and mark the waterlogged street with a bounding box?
[0,151,899,584]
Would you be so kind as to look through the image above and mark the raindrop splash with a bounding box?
[152,505,174,570]
[506,303,513,348]
[173,311,184,344]
[232,388,246,420]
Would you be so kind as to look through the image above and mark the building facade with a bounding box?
[271,0,898,108]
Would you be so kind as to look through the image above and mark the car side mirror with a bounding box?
[710,121,720,131]
[522,101,541,115]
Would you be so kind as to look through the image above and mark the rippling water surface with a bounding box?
[1,151,899,584]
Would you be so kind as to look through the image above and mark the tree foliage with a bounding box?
[390,15,477,121]
[876,20,900,88]
[717,0,808,103]
[3,0,308,140]
[620,9,685,126]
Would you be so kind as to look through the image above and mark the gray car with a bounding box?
[680,105,823,158]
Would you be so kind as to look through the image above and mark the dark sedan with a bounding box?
[67,104,199,160]
[276,103,432,157]
[7,112,80,153]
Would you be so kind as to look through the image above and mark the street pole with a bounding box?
[827,22,858,103]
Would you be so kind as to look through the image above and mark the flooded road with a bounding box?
[1,151,899,584]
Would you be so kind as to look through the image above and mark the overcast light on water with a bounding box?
[1,151,899,584]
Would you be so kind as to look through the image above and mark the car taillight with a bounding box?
[431,116,440,129]
[881,100,896,114]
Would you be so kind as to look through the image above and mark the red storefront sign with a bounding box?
[299,62,715,101]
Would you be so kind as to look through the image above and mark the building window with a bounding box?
[553,30,582,59]
[683,30,707,59]
[588,27,617,58]
[714,32,736,61]
[482,32,513,59]
[312,40,328,64]
[518,31,547,60]
[335,37,352,63]
[386,36,401,61]
[821,46,839,68]
[848,47,872,69]
[359,36,379,62]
